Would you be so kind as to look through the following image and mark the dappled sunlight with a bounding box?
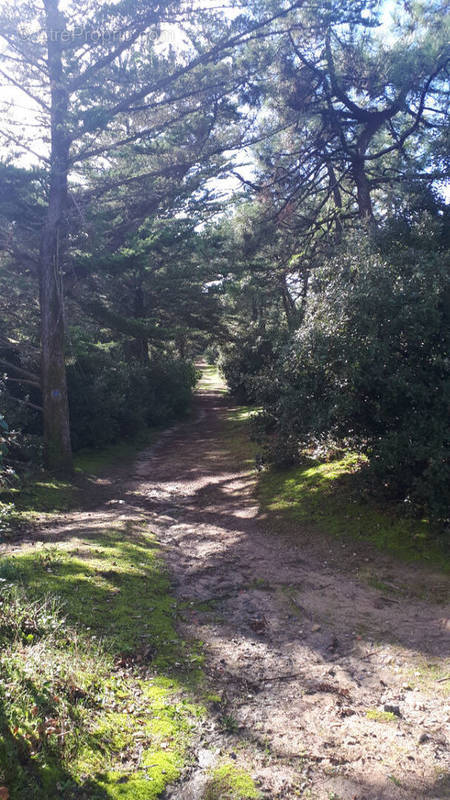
[259,453,446,572]
[195,362,228,395]
[112,382,448,799]
[0,512,206,799]
[1,372,448,799]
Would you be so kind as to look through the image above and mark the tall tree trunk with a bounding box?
[279,273,296,329]
[40,0,73,474]
[326,160,343,241]
[351,155,374,221]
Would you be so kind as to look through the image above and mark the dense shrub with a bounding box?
[231,227,449,519]
[67,348,197,450]
[218,327,284,404]
[0,346,196,459]
[203,343,220,365]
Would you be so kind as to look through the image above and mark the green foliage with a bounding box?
[219,327,283,404]
[203,344,220,365]
[203,763,260,800]
[230,223,449,520]
[67,347,196,451]
[0,523,205,799]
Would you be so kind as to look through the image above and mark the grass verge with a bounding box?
[0,422,208,799]
[222,406,449,575]
[0,427,162,534]
[258,453,449,573]
[0,520,205,799]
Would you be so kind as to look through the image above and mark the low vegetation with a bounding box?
[222,406,449,573]
[0,514,205,799]
[365,710,398,723]
[258,454,449,572]
[222,223,449,526]
[203,763,260,800]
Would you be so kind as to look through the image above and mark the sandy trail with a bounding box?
[9,382,448,799]
[119,386,449,800]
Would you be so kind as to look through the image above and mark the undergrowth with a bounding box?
[258,454,449,572]
[0,426,162,536]
[224,406,449,573]
[203,763,261,799]
[0,520,205,799]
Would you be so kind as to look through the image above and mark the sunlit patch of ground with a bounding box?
[258,453,449,577]
[0,518,205,799]
[1,366,449,800]
[195,362,227,395]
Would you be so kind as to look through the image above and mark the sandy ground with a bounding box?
[126,386,449,800]
[6,382,449,799]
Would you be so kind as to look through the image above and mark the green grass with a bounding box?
[0,427,163,536]
[203,763,261,800]
[0,521,205,799]
[1,477,76,519]
[365,709,397,723]
[225,407,261,423]
[222,407,258,469]
[258,453,449,573]
[219,400,449,574]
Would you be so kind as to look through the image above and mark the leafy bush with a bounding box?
[0,346,196,460]
[67,348,197,450]
[248,226,450,519]
[0,413,21,485]
[218,327,283,404]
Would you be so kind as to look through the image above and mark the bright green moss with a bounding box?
[366,709,397,722]
[204,764,260,800]
[259,454,449,572]
[0,521,204,799]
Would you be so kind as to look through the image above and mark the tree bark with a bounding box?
[279,273,296,329]
[325,159,343,241]
[352,155,375,222]
[39,0,73,474]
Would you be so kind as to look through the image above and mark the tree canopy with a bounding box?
[0,0,448,517]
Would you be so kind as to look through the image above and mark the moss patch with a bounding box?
[203,763,260,799]
[221,407,258,469]
[1,476,77,526]
[258,454,449,572]
[0,520,204,799]
[74,427,159,478]
[365,709,398,723]
[0,427,162,536]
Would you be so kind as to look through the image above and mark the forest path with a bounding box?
[118,372,449,800]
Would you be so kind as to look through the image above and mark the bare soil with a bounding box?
[6,383,450,799]
[133,386,449,800]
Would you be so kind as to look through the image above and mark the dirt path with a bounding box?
[8,379,448,799]
[112,382,449,800]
